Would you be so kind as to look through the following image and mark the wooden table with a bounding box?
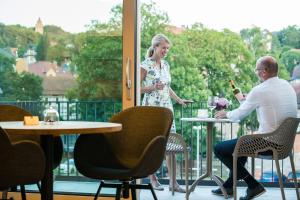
[181,117,236,200]
[0,121,122,200]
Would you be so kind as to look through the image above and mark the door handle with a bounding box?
[126,57,131,100]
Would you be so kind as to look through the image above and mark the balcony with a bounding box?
[1,100,299,199]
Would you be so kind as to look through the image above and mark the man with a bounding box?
[212,56,297,200]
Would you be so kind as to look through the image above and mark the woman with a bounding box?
[141,33,191,193]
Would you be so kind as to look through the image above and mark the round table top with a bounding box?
[181,117,236,123]
[0,121,122,136]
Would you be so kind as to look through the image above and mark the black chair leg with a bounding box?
[20,185,26,200]
[131,188,137,200]
[149,183,158,200]
[9,187,17,192]
[94,181,103,200]
[122,182,130,199]
[115,185,122,200]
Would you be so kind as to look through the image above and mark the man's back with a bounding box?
[254,77,297,133]
[227,77,297,133]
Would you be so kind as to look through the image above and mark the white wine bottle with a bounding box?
[229,80,245,103]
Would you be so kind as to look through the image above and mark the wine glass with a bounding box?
[207,96,218,118]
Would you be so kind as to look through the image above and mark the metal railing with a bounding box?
[1,100,298,187]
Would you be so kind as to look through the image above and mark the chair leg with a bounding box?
[274,157,286,200]
[20,185,26,200]
[184,148,189,200]
[94,181,103,200]
[122,182,130,199]
[2,190,8,200]
[149,183,158,200]
[170,153,175,195]
[233,155,237,200]
[115,185,122,200]
[289,153,300,200]
[131,188,137,200]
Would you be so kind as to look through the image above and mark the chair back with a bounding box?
[107,106,173,169]
[0,105,38,143]
[0,127,45,190]
[0,105,63,169]
[266,117,300,159]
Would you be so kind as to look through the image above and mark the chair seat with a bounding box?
[166,134,190,153]
[166,142,185,153]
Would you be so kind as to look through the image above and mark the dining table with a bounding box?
[181,117,237,199]
[0,121,122,200]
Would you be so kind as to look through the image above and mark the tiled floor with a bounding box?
[26,181,299,199]
[140,185,299,200]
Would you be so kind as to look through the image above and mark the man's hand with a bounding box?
[215,110,227,119]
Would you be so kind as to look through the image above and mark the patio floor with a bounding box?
[140,184,298,200]
[25,181,299,199]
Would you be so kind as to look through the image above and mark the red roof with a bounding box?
[28,61,76,95]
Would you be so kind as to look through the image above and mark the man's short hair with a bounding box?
[257,56,278,74]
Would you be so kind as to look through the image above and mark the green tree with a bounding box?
[70,33,122,100]
[240,27,271,60]
[36,33,49,61]
[14,72,43,101]
[0,51,15,100]
[178,26,254,100]
[0,50,43,101]
[0,24,39,49]
[276,25,300,49]
[280,49,300,77]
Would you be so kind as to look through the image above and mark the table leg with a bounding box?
[186,122,213,198]
[41,135,54,200]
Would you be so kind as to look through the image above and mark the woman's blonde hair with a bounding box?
[146,34,171,58]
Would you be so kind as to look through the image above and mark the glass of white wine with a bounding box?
[207,96,218,118]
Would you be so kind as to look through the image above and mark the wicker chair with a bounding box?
[233,117,300,200]
[166,133,189,196]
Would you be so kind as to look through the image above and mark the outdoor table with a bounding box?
[0,121,122,200]
[181,117,237,199]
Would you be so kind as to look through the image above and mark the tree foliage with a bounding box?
[280,49,300,76]
[0,51,42,100]
[276,25,300,49]
[1,2,299,103]
[69,33,122,100]
[36,33,49,61]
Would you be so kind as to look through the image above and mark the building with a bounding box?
[23,49,37,65]
[28,61,76,101]
[35,17,44,34]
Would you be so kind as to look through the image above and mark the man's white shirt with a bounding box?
[227,77,297,133]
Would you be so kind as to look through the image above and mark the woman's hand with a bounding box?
[177,99,193,106]
[153,82,165,91]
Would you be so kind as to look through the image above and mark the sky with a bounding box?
[1,0,300,33]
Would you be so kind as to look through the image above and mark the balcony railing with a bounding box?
[1,100,299,187]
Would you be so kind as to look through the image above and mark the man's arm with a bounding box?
[216,88,260,121]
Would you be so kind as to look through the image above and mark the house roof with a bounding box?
[28,61,58,76]
[43,76,76,96]
[28,61,76,96]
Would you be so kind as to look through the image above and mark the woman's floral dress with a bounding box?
[141,58,176,133]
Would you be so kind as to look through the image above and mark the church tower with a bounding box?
[35,17,44,34]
